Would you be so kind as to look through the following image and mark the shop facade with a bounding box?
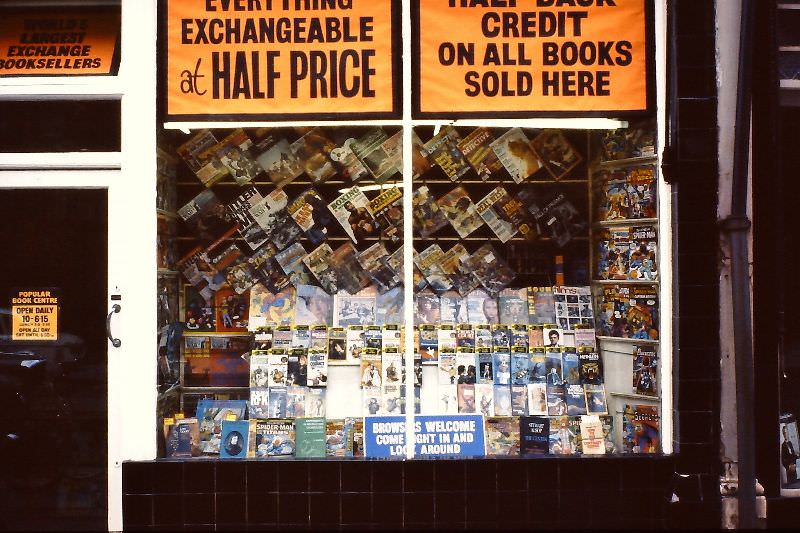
[0,0,743,530]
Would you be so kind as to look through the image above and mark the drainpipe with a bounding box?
[719,0,756,528]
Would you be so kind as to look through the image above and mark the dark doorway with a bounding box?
[0,189,108,530]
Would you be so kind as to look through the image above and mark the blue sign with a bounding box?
[363,414,486,458]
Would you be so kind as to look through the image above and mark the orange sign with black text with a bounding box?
[0,8,119,76]
[164,0,401,121]
[414,0,652,118]
[11,289,59,341]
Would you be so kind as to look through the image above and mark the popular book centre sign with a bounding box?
[163,0,401,121]
[11,289,59,341]
[413,0,653,118]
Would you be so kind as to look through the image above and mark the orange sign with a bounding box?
[164,0,401,121]
[11,289,59,341]
[414,0,652,118]
[0,8,119,77]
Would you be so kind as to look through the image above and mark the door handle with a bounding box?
[106,304,121,348]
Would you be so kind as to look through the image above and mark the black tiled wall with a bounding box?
[123,457,676,531]
[668,0,722,529]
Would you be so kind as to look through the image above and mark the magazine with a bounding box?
[226,186,269,251]
[529,129,583,180]
[328,137,371,182]
[490,127,543,183]
[248,419,295,458]
[440,291,467,324]
[274,242,311,287]
[622,404,660,453]
[334,287,377,327]
[376,286,404,325]
[439,244,480,296]
[357,242,401,292]
[287,188,335,246]
[531,189,587,247]
[251,135,303,187]
[468,244,516,294]
[295,284,334,326]
[330,243,372,295]
[633,346,658,396]
[475,187,518,243]
[414,244,453,293]
[423,125,471,181]
[527,286,556,325]
[178,189,236,245]
[368,186,403,243]
[350,127,401,183]
[290,127,338,184]
[466,289,499,324]
[498,288,528,324]
[553,286,594,331]
[458,127,505,181]
[629,225,658,281]
[249,285,296,328]
[215,129,263,185]
[437,186,485,238]
[328,186,377,244]
[303,243,339,294]
[249,244,292,293]
[411,129,433,179]
[412,185,449,237]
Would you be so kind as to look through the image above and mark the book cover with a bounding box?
[475,186,519,243]
[468,244,516,295]
[346,325,365,362]
[249,245,292,295]
[360,348,383,388]
[456,324,475,351]
[533,190,587,247]
[493,353,511,386]
[458,126,504,181]
[368,186,404,243]
[437,186,485,238]
[579,350,604,386]
[419,324,439,363]
[622,404,660,454]
[527,287,556,325]
[249,285,296,328]
[439,353,458,385]
[268,387,288,418]
[219,420,250,459]
[475,324,493,351]
[490,127,543,183]
[529,129,583,180]
[248,419,295,458]
[307,348,328,387]
[327,327,347,362]
[597,285,629,337]
[485,416,520,455]
[562,349,581,385]
[438,384,458,414]
[510,324,529,350]
[544,348,564,385]
[328,186,377,244]
[346,417,365,457]
[511,351,530,386]
[526,383,548,416]
[573,325,597,350]
[267,348,288,387]
[601,415,617,454]
[633,346,658,396]
[510,384,528,416]
[546,384,567,416]
[467,289,499,324]
[544,326,565,348]
[288,188,335,246]
[441,291,468,324]
[548,416,577,455]
[382,324,402,352]
[528,348,547,383]
[164,419,201,458]
[423,125,471,181]
[295,417,327,458]
[494,385,512,416]
[249,352,270,388]
[362,386,382,415]
[498,288,529,324]
[414,244,453,293]
[272,327,293,351]
[326,419,350,457]
[585,385,608,415]
[177,129,228,187]
[629,225,658,281]
[331,243,372,296]
[477,351,494,384]
[226,186,269,251]
[579,415,606,455]
[438,324,458,355]
[305,388,327,418]
[520,416,550,455]
[527,325,544,348]
[381,384,403,414]
[364,325,382,352]
[565,384,588,416]
[457,383,477,413]
[286,385,306,418]
[414,289,442,326]
[412,185,448,237]
[492,324,511,353]
[178,189,236,245]
[251,135,303,187]
[382,349,403,386]
[249,189,295,247]
[456,352,477,385]
[599,119,656,160]
[196,400,248,455]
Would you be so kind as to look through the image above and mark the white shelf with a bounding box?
[593,279,659,285]
[595,218,659,228]
[780,79,800,90]
[598,155,658,168]
[597,336,659,345]
[609,391,661,402]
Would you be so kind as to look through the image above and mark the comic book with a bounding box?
[285,385,306,418]
[594,168,629,221]
[288,188,334,246]
[176,129,228,187]
[328,186,376,244]
[412,185,449,237]
[290,127,338,184]
[633,346,658,396]
[440,291,467,324]
[629,225,658,281]
[599,119,656,160]
[458,126,504,181]
[585,385,608,415]
[274,242,311,287]
[475,187,518,243]
[249,284,295,328]
[196,400,248,455]
[220,420,250,459]
[250,133,304,187]
[178,189,236,246]
[562,348,581,385]
[628,286,659,340]
[351,127,401,183]
[579,350,604,386]
[622,404,660,454]
[467,289,499,324]
[596,285,629,337]
[626,165,658,219]
[490,127,543,183]
[468,244,516,295]
[527,286,555,325]
[248,419,295,458]
[376,286,404,325]
[367,186,403,243]
[529,129,583,180]
[485,416,520,455]
[214,287,249,332]
[215,129,263,185]
[305,388,327,418]
[520,416,549,455]
[548,416,576,455]
[437,186,485,238]
[333,244,372,295]
[358,242,401,292]
[422,125,471,181]
[553,286,593,331]
[510,384,528,416]
[414,244,453,293]
[295,417,327,458]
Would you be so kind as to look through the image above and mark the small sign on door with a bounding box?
[11,288,59,341]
